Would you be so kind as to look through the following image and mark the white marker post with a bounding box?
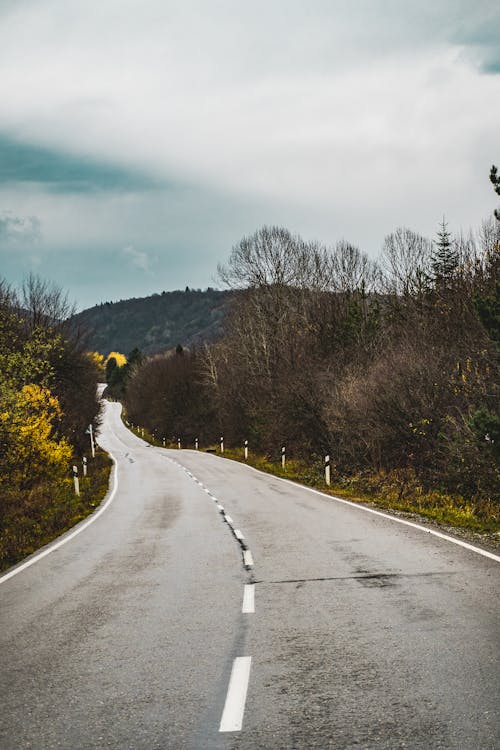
[195,438,199,450]
[281,445,286,470]
[220,436,224,454]
[244,440,248,460]
[73,465,80,496]
[325,455,331,486]
[163,437,166,447]
[178,438,181,450]
[82,457,87,477]
[88,424,95,458]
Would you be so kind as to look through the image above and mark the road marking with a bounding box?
[0,449,119,585]
[212,456,500,563]
[158,453,253,572]
[242,584,255,613]
[219,657,252,732]
[243,550,254,568]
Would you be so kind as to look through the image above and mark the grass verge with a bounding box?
[0,449,113,572]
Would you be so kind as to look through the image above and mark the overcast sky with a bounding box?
[0,0,499,310]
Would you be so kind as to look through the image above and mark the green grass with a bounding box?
[0,449,113,572]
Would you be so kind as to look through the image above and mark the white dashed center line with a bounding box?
[219,656,252,732]
[243,549,254,569]
[242,584,255,613]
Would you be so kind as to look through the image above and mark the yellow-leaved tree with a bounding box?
[106,351,127,367]
[0,383,72,491]
[87,351,106,379]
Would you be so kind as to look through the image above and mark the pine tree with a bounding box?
[430,217,458,284]
[490,165,500,221]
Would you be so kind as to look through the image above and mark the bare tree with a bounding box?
[21,273,75,331]
[329,240,376,294]
[380,227,432,296]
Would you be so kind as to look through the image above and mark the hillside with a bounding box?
[72,288,234,356]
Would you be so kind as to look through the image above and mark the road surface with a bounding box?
[1,399,499,749]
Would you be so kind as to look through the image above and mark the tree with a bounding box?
[381,227,432,297]
[0,274,101,454]
[0,384,72,491]
[490,165,500,221]
[106,356,118,383]
[430,217,459,284]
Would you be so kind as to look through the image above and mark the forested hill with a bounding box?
[71,288,234,356]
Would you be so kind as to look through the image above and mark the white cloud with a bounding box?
[0,211,41,243]
[121,244,151,273]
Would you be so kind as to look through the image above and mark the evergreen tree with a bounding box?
[430,217,458,284]
[105,356,117,383]
[490,164,500,221]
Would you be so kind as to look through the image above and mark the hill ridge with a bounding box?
[71,287,234,356]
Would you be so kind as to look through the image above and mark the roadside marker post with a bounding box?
[163,438,166,447]
[220,436,224,454]
[73,465,80,496]
[325,455,331,486]
[178,438,181,450]
[244,440,248,460]
[195,438,199,450]
[281,446,286,470]
[82,457,87,477]
[86,424,95,458]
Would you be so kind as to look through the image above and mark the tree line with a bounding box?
[0,275,105,568]
[120,205,499,511]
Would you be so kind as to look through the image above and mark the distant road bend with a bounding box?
[0,399,499,749]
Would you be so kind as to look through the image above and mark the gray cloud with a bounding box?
[0,134,164,193]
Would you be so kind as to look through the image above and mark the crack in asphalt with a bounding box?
[254,571,459,585]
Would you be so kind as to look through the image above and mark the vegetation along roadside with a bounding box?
[125,420,499,539]
[117,169,499,539]
[0,276,112,572]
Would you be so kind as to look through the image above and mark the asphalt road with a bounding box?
[1,400,498,749]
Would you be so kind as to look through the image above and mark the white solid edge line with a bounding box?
[209,455,500,564]
[242,584,255,613]
[219,657,252,732]
[243,550,254,567]
[0,448,119,585]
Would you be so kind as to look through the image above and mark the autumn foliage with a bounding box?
[0,275,105,569]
